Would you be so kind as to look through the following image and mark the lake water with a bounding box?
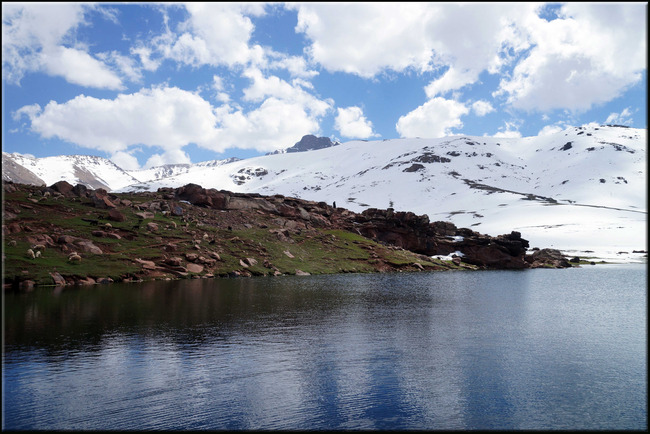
[3,264,647,430]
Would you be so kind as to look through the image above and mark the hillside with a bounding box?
[4,180,601,289]
[3,125,646,260]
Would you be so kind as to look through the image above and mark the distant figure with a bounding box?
[333,201,337,209]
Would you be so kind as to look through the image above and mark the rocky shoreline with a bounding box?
[3,181,589,290]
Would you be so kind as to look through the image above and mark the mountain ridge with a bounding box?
[3,125,646,258]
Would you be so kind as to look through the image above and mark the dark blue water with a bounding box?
[3,264,647,430]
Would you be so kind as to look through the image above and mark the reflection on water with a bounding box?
[3,265,647,430]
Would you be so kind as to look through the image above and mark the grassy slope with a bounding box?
[3,185,471,287]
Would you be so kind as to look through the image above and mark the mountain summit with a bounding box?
[267,135,340,155]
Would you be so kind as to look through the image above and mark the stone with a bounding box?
[107,209,126,222]
[50,272,66,286]
[186,263,204,273]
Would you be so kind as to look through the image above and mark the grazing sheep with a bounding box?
[68,253,82,263]
[26,249,35,259]
[32,244,46,252]
[35,251,42,258]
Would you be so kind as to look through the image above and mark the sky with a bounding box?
[2,2,647,171]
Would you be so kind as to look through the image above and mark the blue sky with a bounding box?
[2,2,647,170]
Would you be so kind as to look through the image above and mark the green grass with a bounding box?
[3,186,468,287]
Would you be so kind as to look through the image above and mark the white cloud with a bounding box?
[144,149,191,169]
[131,45,161,71]
[211,97,327,153]
[334,107,379,139]
[292,3,532,80]
[16,71,333,158]
[197,68,333,153]
[110,150,141,171]
[396,97,469,138]
[2,3,124,89]
[605,107,634,126]
[495,3,647,112]
[20,86,219,155]
[471,100,495,117]
[12,103,42,122]
[267,53,319,79]
[42,46,124,90]
[425,67,479,98]
[151,3,266,69]
[537,124,565,136]
[492,122,522,138]
[293,3,439,78]
[292,2,646,118]
[241,67,331,117]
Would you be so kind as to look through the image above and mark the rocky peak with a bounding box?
[267,135,340,155]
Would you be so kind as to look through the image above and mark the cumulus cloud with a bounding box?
[396,98,469,138]
[605,108,634,126]
[292,3,532,80]
[18,86,219,156]
[293,3,439,78]
[110,150,141,171]
[43,46,124,89]
[495,3,647,112]
[293,2,645,124]
[492,122,522,138]
[537,124,565,136]
[2,3,124,89]
[334,107,379,139]
[471,100,495,117]
[211,97,328,153]
[17,75,334,161]
[144,149,192,169]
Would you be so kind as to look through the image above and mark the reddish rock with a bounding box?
[50,272,66,286]
[186,263,204,273]
[107,209,125,222]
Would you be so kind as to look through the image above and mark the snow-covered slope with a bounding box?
[117,125,647,257]
[126,157,240,184]
[2,153,140,191]
[4,125,646,258]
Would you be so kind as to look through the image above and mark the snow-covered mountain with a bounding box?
[3,125,646,258]
[126,157,240,184]
[2,153,140,191]
[266,134,340,155]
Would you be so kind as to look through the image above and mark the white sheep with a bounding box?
[35,250,41,258]
[26,249,35,259]
[68,253,82,263]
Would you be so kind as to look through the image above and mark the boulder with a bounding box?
[526,248,572,268]
[107,209,125,222]
[49,181,75,197]
[72,184,89,197]
[90,189,116,209]
[186,263,204,273]
[50,272,66,286]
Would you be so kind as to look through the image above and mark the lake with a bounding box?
[3,264,647,430]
